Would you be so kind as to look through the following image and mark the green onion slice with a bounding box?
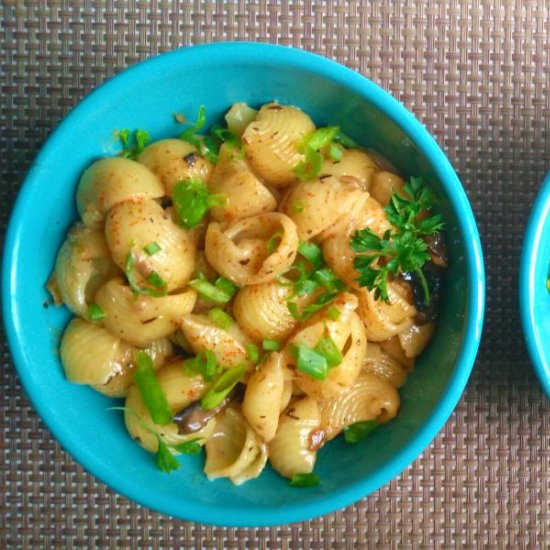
[327,306,341,321]
[266,230,284,254]
[208,307,233,330]
[179,105,207,146]
[262,339,281,351]
[133,351,173,426]
[171,438,203,455]
[125,252,168,297]
[295,344,328,380]
[188,275,237,304]
[143,242,161,255]
[155,437,180,473]
[343,420,379,443]
[172,178,210,229]
[289,473,320,488]
[183,349,219,381]
[201,364,247,410]
[297,241,323,269]
[87,303,106,322]
[314,334,343,368]
[245,343,260,363]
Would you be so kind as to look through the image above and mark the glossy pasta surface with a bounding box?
[50,101,445,486]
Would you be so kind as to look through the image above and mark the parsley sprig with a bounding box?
[350,176,444,304]
[118,129,151,159]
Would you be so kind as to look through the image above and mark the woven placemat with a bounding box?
[2,1,550,548]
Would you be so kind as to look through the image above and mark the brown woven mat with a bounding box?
[2,1,550,548]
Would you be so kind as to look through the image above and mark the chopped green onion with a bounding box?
[294,278,320,297]
[297,241,323,269]
[172,178,210,229]
[327,306,341,321]
[245,343,260,363]
[296,345,328,380]
[155,437,180,473]
[171,438,202,455]
[143,242,161,256]
[201,134,220,163]
[343,420,379,443]
[314,335,343,368]
[306,126,340,150]
[125,252,167,297]
[201,364,247,410]
[87,303,106,322]
[206,193,227,208]
[333,130,357,149]
[289,473,320,488]
[294,147,324,181]
[266,230,283,254]
[133,351,173,425]
[292,200,305,213]
[212,127,242,150]
[183,349,219,381]
[287,290,341,322]
[314,267,344,290]
[328,142,343,161]
[188,276,237,304]
[262,339,281,351]
[208,307,233,330]
[286,301,301,320]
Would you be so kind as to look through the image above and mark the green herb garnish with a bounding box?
[201,364,247,410]
[327,306,341,321]
[343,420,379,443]
[183,349,220,381]
[262,339,281,352]
[179,105,207,147]
[155,437,181,473]
[266,230,283,254]
[314,334,343,368]
[245,343,260,363]
[188,274,237,304]
[143,242,161,256]
[87,303,106,322]
[118,128,152,159]
[172,178,209,229]
[289,473,320,488]
[350,176,444,304]
[208,307,234,330]
[133,351,172,426]
[171,438,203,455]
[124,252,168,297]
[295,344,328,380]
[297,241,323,269]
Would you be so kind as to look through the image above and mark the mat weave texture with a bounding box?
[2,1,550,548]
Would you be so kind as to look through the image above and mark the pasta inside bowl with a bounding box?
[2,43,485,526]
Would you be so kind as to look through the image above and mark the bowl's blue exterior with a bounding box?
[520,172,550,399]
[2,43,485,526]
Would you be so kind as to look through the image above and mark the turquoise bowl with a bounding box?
[520,172,550,398]
[2,43,485,526]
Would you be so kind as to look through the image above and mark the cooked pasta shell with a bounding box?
[104,198,196,292]
[356,283,416,341]
[60,318,127,385]
[208,145,277,222]
[269,396,321,479]
[93,337,174,398]
[379,336,415,371]
[283,176,364,240]
[362,342,407,389]
[320,148,379,191]
[242,352,287,442]
[204,212,298,286]
[398,322,435,358]
[369,171,406,207]
[322,195,391,286]
[94,278,197,347]
[179,313,251,369]
[230,439,268,485]
[124,360,214,453]
[204,407,263,483]
[76,157,164,227]
[53,223,120,317]
[232,280,297,342]
[291,293,367,401]
[319,373,400,441]
[242,103,315,187]
[137,139,213,196]
[225,102,258,135]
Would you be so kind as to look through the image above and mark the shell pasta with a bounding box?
[49,101,446,487]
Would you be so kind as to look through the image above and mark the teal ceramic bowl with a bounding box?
[520,172,550,398]
[2,43,485,526]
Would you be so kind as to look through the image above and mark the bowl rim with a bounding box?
[520,171,550,400]
[2,42,485,526]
